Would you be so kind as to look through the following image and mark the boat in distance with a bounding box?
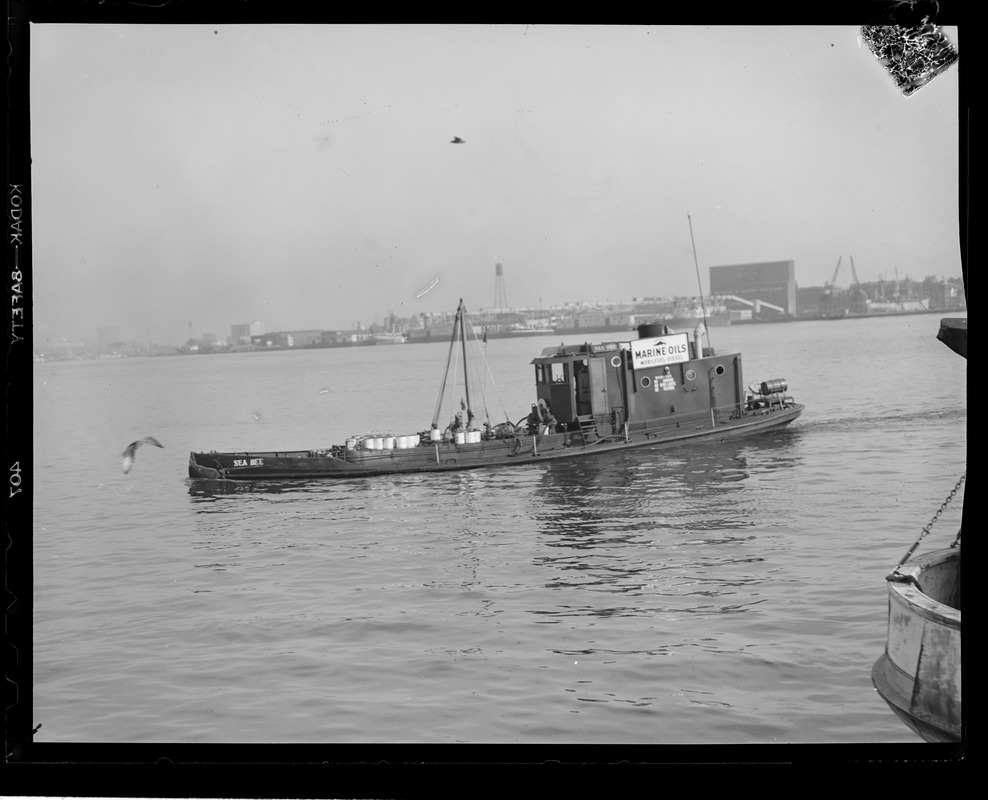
[188,301,803,482]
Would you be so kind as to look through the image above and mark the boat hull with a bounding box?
[871,547,961,743]
[189,403,803,481]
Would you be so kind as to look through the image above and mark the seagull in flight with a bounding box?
[450,136,465,144]
[121,436,164,474]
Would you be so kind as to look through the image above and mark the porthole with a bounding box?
[685,369,696,381]
[610,355,621,368]
[640,376,651,388]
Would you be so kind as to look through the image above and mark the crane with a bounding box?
[847,255,870,313]
[827,256,842,289]
[821,256,844,317]
[849,255,861,288]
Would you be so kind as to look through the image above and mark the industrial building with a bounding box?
[709,260,798,320]
[230,320,265,345]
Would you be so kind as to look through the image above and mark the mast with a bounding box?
[432,300,464,429]
[458,300,474,426]
[687,213,710,343]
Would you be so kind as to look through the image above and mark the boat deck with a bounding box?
[189,403,803,481]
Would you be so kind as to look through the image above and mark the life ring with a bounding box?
[537,399,549,422]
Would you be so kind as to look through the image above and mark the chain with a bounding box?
[893,472,965,572]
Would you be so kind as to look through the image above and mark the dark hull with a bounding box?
[189,404,803,481]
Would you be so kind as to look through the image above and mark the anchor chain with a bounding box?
[892,472,965,574]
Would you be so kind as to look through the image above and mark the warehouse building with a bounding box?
[709,260,798,319]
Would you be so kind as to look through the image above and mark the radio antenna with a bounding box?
[687,213,710,345]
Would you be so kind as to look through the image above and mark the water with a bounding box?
[30,314,966,746]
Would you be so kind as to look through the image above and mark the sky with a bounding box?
[27,23,961,344]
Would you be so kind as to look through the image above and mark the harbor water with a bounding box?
[30,313,966,747]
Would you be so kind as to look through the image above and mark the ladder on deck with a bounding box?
[576,415,599,443]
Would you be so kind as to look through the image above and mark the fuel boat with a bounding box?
[188,300,803,481]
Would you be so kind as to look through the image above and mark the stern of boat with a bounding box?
[872,547,961,742]
[188,452,224,480]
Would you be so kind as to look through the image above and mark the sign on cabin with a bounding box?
[629,333,690,370]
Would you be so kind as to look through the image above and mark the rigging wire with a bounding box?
[687,213,711,346]
[447,330,461,429]
[462,307,513,426]
[433,302,517,433]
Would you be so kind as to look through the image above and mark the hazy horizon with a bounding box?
[29,24,961,345]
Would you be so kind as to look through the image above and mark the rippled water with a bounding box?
[30,314,966,747]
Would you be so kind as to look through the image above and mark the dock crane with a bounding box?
[849,255,862,289]
[821,255,869,316]
[821,256,843,316]
[847,255,870,314]
[827,256,842,289]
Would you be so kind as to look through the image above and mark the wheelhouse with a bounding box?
[531,322,745,434]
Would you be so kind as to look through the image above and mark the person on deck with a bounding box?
[526,404,541,434]
[538,400,557,434]
[527,400,556,435]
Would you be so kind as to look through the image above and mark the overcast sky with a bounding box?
[29,23,960,344]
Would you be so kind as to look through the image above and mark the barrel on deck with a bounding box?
[759,379,788,395]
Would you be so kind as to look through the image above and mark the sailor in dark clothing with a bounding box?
[526,404,541,434]
[527,400,556,435]
[449,411,465,436]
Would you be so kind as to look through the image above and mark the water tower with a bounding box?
[493,263,508,311]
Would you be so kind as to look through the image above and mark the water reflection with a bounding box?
[188,477,334,499]
[187,469,503,602]
[528,430,804,620]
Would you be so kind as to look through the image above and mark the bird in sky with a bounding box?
[121,436,164,474]
[450,136,465,144]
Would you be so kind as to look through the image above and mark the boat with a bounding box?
[508,321,555,335]
[871,316,965,743]
[551,316,730,337]
[188,300,803,481]
[370,331,408,344]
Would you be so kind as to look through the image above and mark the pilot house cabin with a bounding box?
[532,322,745,441]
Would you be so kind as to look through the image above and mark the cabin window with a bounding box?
[535,364,546,384]
[550,362,568,383]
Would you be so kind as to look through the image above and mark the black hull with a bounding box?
[189,404,802,482]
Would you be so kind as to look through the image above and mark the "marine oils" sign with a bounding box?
[629,333,690,370]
